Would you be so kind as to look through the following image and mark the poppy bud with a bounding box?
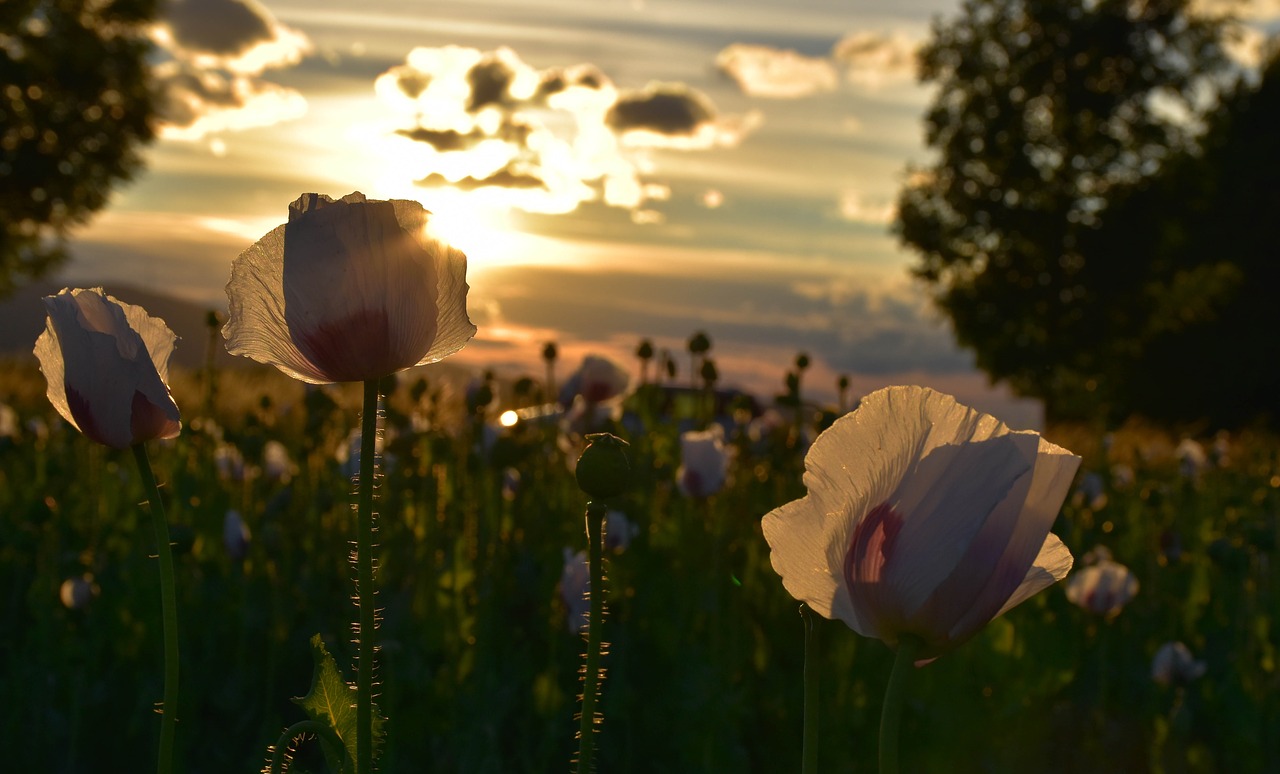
[575,433,630,499]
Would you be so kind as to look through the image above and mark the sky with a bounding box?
[54,0,1280,429]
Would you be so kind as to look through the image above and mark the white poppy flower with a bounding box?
[677,425,729,497]
[1065,556,1139,618]
[224,192,476,383]
[762,385,1080,662]
[1151,641,1206,686]
[34,288,181,449]
[561,354,630,405]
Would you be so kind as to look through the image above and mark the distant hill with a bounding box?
[0,281,235,370]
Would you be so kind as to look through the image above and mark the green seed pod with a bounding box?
[575,433,631,499]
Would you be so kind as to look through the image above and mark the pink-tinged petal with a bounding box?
[913,435,1080,644]
[843,501,907,641]
[994,533,1074,618]
[763,495,873,634]
[766,386,1024,638]
[36,288,180,448]
[763,384,1078,661]
[870,431,1035,622]
[283,198,440,381]
[1065,558,1138,617]
[130,390,182,444]
[224,192,476,383]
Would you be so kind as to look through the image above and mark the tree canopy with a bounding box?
[896,0,1239,423]
[0,0,160,296]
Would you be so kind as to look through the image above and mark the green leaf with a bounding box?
[291,634,387,773]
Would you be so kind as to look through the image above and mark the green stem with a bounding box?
[132,444,179,774]
[879,636,921,774]
[801,604,820,774]
[270,720,350,774]
[356,379,380,774]
[576,501,607,772]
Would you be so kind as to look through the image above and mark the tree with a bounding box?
[896,0,1230,420]
[0,0,160,296]
[1091,50,1280,425]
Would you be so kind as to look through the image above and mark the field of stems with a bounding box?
[2,356,1278,773]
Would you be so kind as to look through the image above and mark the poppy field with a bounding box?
[1,352,1278,773]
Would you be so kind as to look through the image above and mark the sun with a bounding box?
[419,196,525,272]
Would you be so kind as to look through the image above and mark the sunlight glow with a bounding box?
[421,197,528,272]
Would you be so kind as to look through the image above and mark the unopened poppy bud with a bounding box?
[575,433,631,499]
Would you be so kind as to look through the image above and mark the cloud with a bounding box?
[151,0,311,141]
[831,31,920,87]
[375,46,757,217]
[837,190,896,225]
[418,165,548,190]
[607,82,759,149]
[715,44,839,99]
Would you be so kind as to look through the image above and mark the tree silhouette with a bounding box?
[1,0,160,295]
[896,0,1230,420]
[1089,51,1280,425]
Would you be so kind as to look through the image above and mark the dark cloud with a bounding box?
[536,63,610,100]
[397,118,533,152]
[606,83,716,135]
[378,47,752,210]
[164,0,274,57]
[153,0,310,139]
[467,53,517,111]
[397,127,484,152]
[417,165,548,190]
[394,68,432,99]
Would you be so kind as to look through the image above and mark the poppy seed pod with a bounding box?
[763,386,1080,663]
[224,192,476,383]
[576,433,631,499]
[34,288,181,450]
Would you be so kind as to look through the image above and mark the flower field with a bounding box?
[1,357,1277,772]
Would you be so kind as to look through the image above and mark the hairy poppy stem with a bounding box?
[801,604,820,774]
[356,379,380,774]
[576,500,607,772]
[132,444,179,774]
[270,720,349,774]
[879,635,921,774]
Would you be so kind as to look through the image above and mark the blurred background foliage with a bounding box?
[0,359,1277,771]
[0,0,160,296]
[897,0,1280,427]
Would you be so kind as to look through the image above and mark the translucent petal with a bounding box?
[224,224,329,383]
[994,533,1075,618]
[224,193,476,383]
[35,289,179,449]
[762,495,873,637]
[881,431,1037,617]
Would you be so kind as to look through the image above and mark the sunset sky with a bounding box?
[55,0,1280,427]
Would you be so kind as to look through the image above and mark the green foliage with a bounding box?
[2,362,1280,771]
[896,0,1232,421]
[0,0,160,296]
[290,634,380,773]
[1088,53,1280,425]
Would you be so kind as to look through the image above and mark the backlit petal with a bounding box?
[995,533,1075,618]
[762,385,1078,660]
[224,192,476,383]
[34,288,180,449]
